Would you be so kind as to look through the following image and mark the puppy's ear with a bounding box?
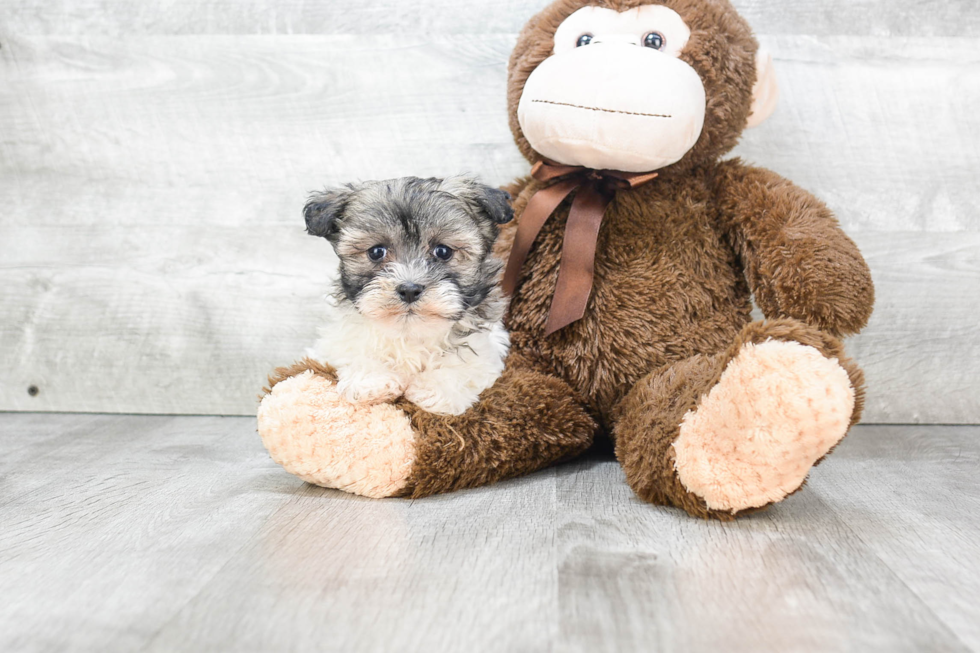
[304,187,352,241]
[475,186,514,225]
[441,177,514,225]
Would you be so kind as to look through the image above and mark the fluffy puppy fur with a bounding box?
[304,176,514,416]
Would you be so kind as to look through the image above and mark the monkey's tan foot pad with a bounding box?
[672,340,855,513]
[257,371,416,498]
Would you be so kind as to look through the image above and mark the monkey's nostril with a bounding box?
[397,282,425,304]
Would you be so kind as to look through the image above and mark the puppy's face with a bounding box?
[304,177,513,325]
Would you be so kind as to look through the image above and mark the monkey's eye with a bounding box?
[367,245,387,262]
[643,32,665,50]
[432,244,454,261]
[576,34,594,47]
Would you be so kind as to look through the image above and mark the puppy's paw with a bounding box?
[404,374,480,416]
[336,368,405,405]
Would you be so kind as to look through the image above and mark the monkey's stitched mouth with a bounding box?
[531,99,672,119]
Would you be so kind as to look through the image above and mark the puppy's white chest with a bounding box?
[309,307,509,415]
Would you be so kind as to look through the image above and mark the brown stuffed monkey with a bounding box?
[258,0,874,520]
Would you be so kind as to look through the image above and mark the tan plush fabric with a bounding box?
[258,371,416,499]
[518,41,706,172]
[672,340,855,513]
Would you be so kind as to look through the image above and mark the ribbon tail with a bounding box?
[544,183,611,336]
[502,177,580,296]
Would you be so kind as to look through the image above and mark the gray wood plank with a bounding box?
[808,425,980,650]
[0,414,301,652]
[0,224,333,416]
[0,412,108,456]
[737,35,980,234]
[734,0,980,37]
[0,34,522,216]
[2,34,978,232]
[144,475,561,652]
[2,225,976,422]
[554,457,971,652]
[3,0,978,36]
[1,33,978,420]
[849,232,980,424]
[0,413,562,652]
[1,414,979,652]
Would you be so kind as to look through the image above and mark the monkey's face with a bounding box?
[519,5,705,172]
[509,0,778,173]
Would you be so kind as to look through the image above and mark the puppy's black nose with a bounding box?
[397,282,425,304]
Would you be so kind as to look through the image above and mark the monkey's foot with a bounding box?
[671,340,855,513]
[257,371,416,498]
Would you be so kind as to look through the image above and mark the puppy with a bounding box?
[303,176,514,416]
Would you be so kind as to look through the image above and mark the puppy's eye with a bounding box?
[576,34,593,47]
[367,245,387,262]
[432,244,454,261]
[643,32,665,50]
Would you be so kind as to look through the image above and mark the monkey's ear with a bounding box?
[746,48,780,128]
[304,187,352,240]
[475,187,515,225]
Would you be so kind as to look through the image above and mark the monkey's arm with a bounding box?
[258,350,596,499]
[714,159,874,337]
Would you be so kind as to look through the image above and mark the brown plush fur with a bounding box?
[264,353,597,497]
[266,0,874,517]
[264,357,338,395]
[494,0,873,517]
[505,164,873,427]
[613,318,865,520]
[397,350,597,497]
[714,161,875,337]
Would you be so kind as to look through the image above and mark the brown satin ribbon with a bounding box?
[502,160,659,335]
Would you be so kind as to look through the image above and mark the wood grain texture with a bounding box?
[2,227,977,421]
[808,425,980,649]
[0,414,298,652]
[554,452,969,652]
[0,414,977,652]
[1,9,978,420]
[3,0,979,36]
[849,232,980,424]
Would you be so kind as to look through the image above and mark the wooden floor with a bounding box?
[1,414,978,652]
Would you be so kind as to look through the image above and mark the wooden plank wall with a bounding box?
[1,1,978,422]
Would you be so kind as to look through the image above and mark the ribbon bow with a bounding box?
[502,160,659,335]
